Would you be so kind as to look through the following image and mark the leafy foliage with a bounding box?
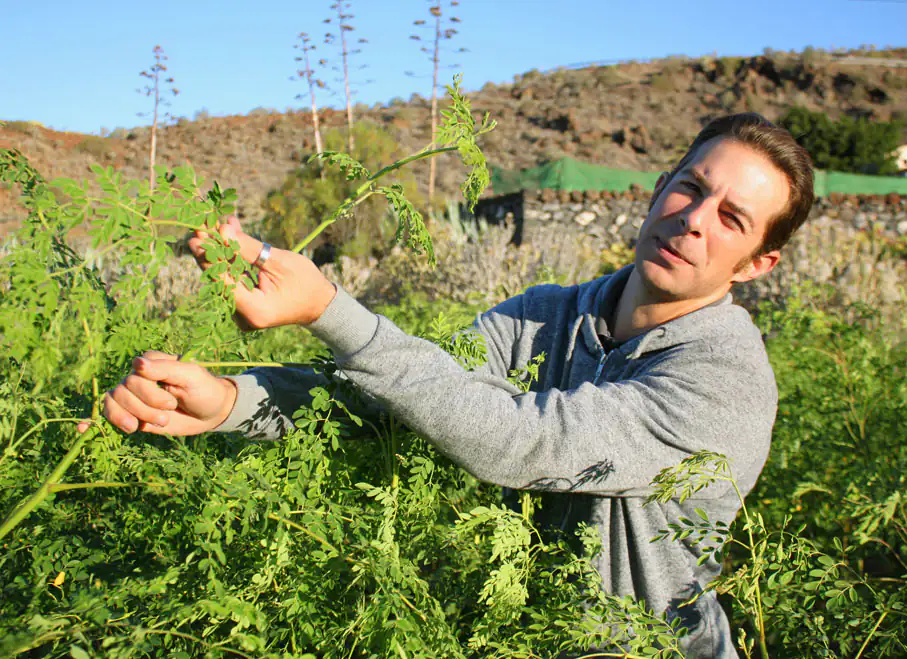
[780,106,904,175]
[436,74,496,209]
[1,91,905,659]
[262,121,414,257]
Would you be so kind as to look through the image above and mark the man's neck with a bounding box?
[611,268,729,343]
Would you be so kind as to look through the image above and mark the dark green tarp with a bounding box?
[491,156,907,197]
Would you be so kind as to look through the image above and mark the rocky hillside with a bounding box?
[2,47,906,234]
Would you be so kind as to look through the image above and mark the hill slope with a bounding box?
[2,47,906,233]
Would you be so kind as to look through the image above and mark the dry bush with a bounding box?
[74,136,112,160]
[735,216,907,334]
[334,221,617,307]
[2,121,42,137]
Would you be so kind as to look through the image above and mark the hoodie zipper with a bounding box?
[593,350,608,385]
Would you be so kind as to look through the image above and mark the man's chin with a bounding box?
[637,259,691,300]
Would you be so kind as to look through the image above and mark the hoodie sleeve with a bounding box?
[305,287,776,497]
[214,289,530,440]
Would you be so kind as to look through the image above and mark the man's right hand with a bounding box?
[76,351,237,436]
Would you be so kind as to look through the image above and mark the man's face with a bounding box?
[634,137,789,303]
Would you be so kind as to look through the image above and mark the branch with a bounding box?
[291,145,457,253]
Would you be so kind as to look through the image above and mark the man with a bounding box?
[88,113,814,657]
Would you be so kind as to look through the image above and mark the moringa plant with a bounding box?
[0,74,492,543]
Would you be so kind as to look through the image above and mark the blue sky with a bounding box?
[2,0,905,134]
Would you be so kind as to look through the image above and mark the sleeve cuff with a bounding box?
[306,285,380,358]
[213,373,276,433]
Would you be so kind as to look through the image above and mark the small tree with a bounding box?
[261,121,423,258]
[137,45,179,191]
[323,1,368,153]
[292,32,325,156]
[409,1,465,201]
[780,107,903,175]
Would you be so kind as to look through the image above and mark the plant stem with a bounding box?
[730,478,770,659]
[48,481,168,493]
[574,652,650,659]
[291,145,457,253]
[108,623,253,659]
[267,513,349,561]
[193,360,291,369]
[0,427,98,542]
[0,319,105,541]
[1,417,87,468]
[854,609,888,659]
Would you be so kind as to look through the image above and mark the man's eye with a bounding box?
[723,212,743,231]
[681,181,699,194]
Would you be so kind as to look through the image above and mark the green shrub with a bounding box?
[2,120,42,137]
[261,121,422,256]
[717,56,742,80]
[780,106,903,175]
[739,290,907,656]
[74,136,112,159]
[650,72,678,92]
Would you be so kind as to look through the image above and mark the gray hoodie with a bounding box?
[217,265,776,658]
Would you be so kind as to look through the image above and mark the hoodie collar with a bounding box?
[579,265,735,359]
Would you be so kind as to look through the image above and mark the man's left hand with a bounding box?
[187,216,337,329]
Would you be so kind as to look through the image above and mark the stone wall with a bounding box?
[473,189,907,246]
[472,189,907,324]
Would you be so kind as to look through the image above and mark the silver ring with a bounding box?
[253,242,272,268]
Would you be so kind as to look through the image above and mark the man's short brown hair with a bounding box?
[662,113,815,254]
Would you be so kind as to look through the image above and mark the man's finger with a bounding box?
[133,356,202,389]
[219,216,266,267]
[110,384,170,429]
[141,350,179,362]
[103,394,139,434]
[124,373,179,410]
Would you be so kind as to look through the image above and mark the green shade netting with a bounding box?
[491,156,907,197]
[490,157,661,195]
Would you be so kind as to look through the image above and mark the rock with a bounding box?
[541,189,557,203]
[615,214,628,227]
[570,190,584,203]
[618,222,638,243]
[897,220,907,236]
[629,124,652,154]
[575,211,596,227]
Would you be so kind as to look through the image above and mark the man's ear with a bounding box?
[731,249,780,283]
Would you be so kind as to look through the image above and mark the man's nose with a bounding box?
[679,198,716,237]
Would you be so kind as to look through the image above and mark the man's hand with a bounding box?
[76,352,237,436]
[188,216,337,329]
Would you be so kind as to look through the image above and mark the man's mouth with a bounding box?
[654,237,692,266]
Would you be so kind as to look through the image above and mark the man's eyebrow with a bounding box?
[686,168,754,230]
